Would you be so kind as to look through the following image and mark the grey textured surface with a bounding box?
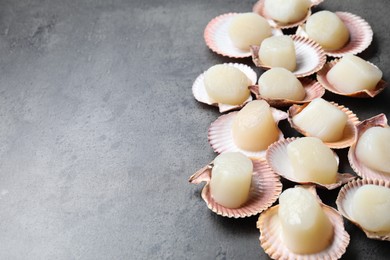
[0,0,389,259]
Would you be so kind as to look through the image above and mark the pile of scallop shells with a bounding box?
[190,0,389,259]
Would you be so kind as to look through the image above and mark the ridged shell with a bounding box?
[250,35,326,78]
[257,185,350,260]
[317,59,387,98]
[189,158,282,218]
[250,77,325,107]
[288,101,359,149]
[266,137,356,189]
[192,63,257,113]
[208,108,287,159]
[296,11,373,57]
[348,114,390,181]
[336,178,390,241]
[204,13,283,58]
[252,0,323,29]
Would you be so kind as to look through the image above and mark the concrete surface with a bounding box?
[0,0,389,259]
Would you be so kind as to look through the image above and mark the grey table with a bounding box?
[0,0,389,259]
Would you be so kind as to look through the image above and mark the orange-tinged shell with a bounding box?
[252,0,323,29]
[250,35,326,78]
[204,13,283,58]
[192,63,257,113]
[296,11,373,57]
[288,101,360,149]
[317,59,387,98]
[208,108,287,159]
[348,114,390,181]
[266,137,356,189]
[189,158,282,218]
[257,185,350,259]
[336,178,390,241]
[250,77,325,107]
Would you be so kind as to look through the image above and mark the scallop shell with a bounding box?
[317,59,388,98]
[192,63,257,113]
[250,35,326,78]
[249,77,325,107]
[204,13,283,58]
[288,101,359,149]
[189,158,282,218]
[336,178,390,241]
[208,108,287,159]
[257,185,350,259]
[266,137,356,189]
[348,114,390,181]
[296,11,373,57]
[252,0,323,29]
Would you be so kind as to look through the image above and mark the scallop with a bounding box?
[189,158,282,218]
[204,13,283,58]
[348,114,390,182]
[296,11,373,57]
[257,185,350,259]
[266,137,356,189]
[192,63,257,113]
[250,34,326,78]
[288,100,359,149]
[336,178,390,241]
[317,59,388,98]
[253,0,323,29]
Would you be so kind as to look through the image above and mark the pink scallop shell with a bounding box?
[250,35,326,78]
[316,59,387,98]
[288,101,360,149]
[208,108,287,159]
[257,185,350,259]
[296,11,373,57]
[192,63,257,113]
[266,137,356,189]
[252,0,323,29]
[348,114,390,182]
[189,158,282,218]
[336,178,390,241]
[204,13,283,58]
[250,77,325,107]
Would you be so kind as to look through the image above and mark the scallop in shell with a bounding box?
[208,105,287,159]
[192,63,257,113]
[189,158,282,218]
[204,13,283,58]
[257,185,350,259]
[288,101,359,149]
[317,59,387,98]
[336,178,390,241]
[296,11,373,57]
[252,0,323,29]
[266,137,356,189]
[249,77,325,107]
[250,35,326,78]
[348,114,390,181]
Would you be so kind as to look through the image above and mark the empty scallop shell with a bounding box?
[249,77,325,107]
[250,35,326,78]
[348,114,390,182]
[192,63,257,113]
[189,158,282,218]
[252,0,323,29]
[257,185,350,259]
[288,101,359,149]
[296,11,373,57]
[208,107,287,159]
[266,137,356,189]
[317,59,388,98]
[336,178,390,241]
[204,13,283,58]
